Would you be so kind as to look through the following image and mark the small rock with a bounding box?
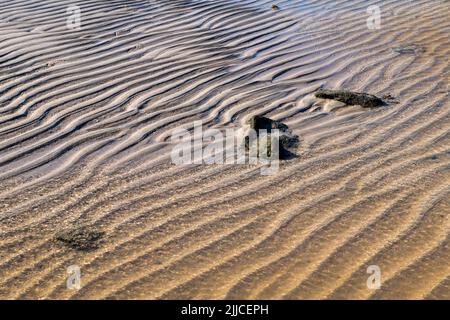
[55,226,104,251]
[247,115,288,132]
[244,115,299,159]
[272,4,280,11]
[315,89,386,108]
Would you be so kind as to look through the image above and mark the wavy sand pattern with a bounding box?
[0,0,449,299]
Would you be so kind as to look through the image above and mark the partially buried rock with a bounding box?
[315,89,386,108]
[272,4,280,11]
[244,115,299,159]
[55,226,104,251]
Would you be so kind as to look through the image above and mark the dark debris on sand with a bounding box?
[55,226,105,251]
[392,44,426,55]
[315,89,387,108]
[245,115,299,159]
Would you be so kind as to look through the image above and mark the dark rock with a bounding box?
[272,4,280,11]
[315,89,386,108]
[248,115,288,132]
[245,116,299,159]
[55,226,104,251]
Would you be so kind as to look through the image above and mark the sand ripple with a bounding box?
[0,0,449,299]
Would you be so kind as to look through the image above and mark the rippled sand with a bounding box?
[0,0,449,299]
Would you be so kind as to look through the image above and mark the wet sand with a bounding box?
[0,0,449,299]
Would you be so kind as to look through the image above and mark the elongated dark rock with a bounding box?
[315,89,386,108]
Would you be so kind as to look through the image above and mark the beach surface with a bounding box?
[0,0,449,299]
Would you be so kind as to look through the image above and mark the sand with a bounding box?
[0,0,449,299]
